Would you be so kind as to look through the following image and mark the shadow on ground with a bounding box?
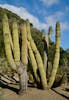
[52,88,69,100]
[0,81,19,94]
[63,88,69,92]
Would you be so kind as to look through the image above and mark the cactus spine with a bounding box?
[26,20,47,89]
[48,22,60,88]
[2,14,16,70]
[12,20,20,66]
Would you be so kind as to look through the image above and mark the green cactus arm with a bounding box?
[26,20,47,89]
[28,41,40,83]
[9,32,13,50]
[3,14,13,50]
[48,22,60,88]
[18,22,28,94]
[20,22,28,66]
[2,14,16,70]
[12,20,20,66]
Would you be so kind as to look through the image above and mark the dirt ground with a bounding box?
[1,84,69,100]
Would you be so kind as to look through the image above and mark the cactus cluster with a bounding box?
[2,14,16,71]
[2,13,60,93]
[26,20,47,89]
[2,14,28,94]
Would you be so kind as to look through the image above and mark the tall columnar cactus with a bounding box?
[21,23,28,66]
[18,22,28,94]
[26,20,47,89]
[12,20,20,66]
[2,13,61,91]
[2,14,16,70]
[28,41,40,83]
[48,22,60,88]
[3,14,28,94]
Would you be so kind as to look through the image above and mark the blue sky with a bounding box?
[0,0,69,50]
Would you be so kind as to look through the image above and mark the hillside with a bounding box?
[0,7,24,57]
[0,7,43,57]
[0,7,69,76]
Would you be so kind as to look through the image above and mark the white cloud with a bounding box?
[0,4,69,33]
[45,11,69,32]
[61,22,69,32]
[40,0,60,6]
[0,4,47,30]
[45,11,64,25]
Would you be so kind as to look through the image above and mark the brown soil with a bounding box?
[1,84,69,100]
